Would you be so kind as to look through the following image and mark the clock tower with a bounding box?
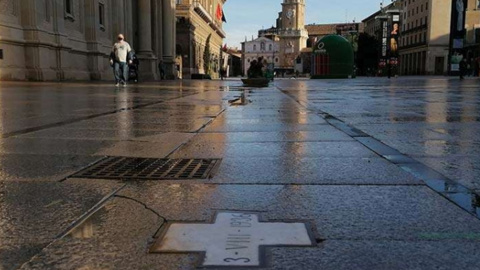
[281,0,305,30]
[278,0,308,70]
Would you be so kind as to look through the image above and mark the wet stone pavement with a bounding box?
[0,78,479,270]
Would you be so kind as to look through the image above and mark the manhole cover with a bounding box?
[71,157,221,180]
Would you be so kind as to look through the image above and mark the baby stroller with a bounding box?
[128,52,139,83]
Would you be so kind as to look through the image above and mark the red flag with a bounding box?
[216,4,223,21]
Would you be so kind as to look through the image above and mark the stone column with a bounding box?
[138,0,153,55]
[84,0,100,80]
[162,0,176,79]
[137,0,156,80]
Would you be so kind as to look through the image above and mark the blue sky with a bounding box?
[223,0,381,48]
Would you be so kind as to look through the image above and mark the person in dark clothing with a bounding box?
[128,52,139,82]
[459,58,467,80]
[158,60,166,80]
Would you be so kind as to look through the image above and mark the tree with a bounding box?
[203,34,212,74]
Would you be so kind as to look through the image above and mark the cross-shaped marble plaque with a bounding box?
[150,212,314,267]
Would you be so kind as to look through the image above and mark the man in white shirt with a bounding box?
[110,34,132,87]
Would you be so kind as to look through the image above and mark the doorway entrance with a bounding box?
[435,57,444,75]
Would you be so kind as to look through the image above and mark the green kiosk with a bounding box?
[311,35,355,79]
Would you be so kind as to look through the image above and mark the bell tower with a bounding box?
[278,0,308,70]
[281,0,305,30]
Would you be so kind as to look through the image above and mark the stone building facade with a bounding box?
[276,0,308,71]
[305,23,363,47]
[0,0,177,81]
[175,0,226,79]
[398,0,444,75]
[464,0,480,60]
[399,0,480,75]
[241,37,279,76]
[362,0,480,76]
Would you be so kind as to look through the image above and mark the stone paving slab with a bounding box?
[59,119,212,132]
[18,128,161,141]
[416,157,480,191]
[189,131,353,143]
[0,154,101,181]
[117,184,480,241]
[89,113,216,123]
[269,240,480,270]
[210,116,328,125]
[203,123,330,133]
[0,180,123,270]
[378,139,480,158]
[171,141,377,159]
[0,138,114,155]
[354,124,456,141]
[18,184,480,270]
[19,198,197,270]
[96,133,195,158]
[208,157,421,185]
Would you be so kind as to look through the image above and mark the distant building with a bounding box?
[398,0,440,75]
[241,37,279,76]
[222,47,242,77]
[464,0,480,68]
[362,9,384,38]
[305,23,363,48]
[242,0,308,75]
[176,0,227,79]
[363,0,480,76]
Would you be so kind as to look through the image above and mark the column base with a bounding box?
[163,60,177,80]
[137,54,157,81]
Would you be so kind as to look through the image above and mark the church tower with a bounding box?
[278,0,308,71]
[281,0,305,30]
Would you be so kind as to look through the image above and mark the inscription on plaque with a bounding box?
[150,212,314,267]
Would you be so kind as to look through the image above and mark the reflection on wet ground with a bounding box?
[280,78,480,192]
[1,78,480,269]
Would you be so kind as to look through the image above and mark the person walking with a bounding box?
[110,34,132,87]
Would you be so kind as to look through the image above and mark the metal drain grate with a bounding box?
[71,157,221,180]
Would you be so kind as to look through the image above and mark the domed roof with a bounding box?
[311,35,355,79]
[313,35,353,55]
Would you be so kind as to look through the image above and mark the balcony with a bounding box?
[193,1,226,38]
[193,1,213,24]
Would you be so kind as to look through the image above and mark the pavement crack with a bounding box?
[113,194,168,223]
[113,194,170,240]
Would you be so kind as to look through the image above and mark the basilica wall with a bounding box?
[0,0,176,81]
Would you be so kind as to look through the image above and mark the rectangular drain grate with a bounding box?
[71,157,221,180]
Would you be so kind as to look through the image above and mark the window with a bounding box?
[99,3,105,30]
[65,0,74,20]
[253,44,256,51]
[260,42,265,51]
[269,44,272,51]
[65,0,72,14]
